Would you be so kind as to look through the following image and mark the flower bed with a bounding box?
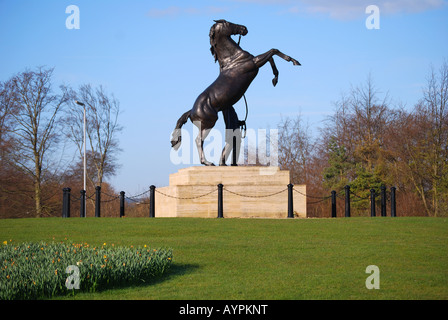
[0,240,173,299]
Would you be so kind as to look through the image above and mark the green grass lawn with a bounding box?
[1,217,447,300]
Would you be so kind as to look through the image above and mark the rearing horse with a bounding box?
[170,19,300,165]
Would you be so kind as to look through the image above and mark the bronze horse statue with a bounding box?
[170,19,300,166]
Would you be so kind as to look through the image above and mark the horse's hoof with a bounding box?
[293,60,301,66]
[171,141,181,151]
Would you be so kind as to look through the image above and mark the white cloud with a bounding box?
[147,6,180,18]
[231,0,446,20]
[147,6,228,18]
[380,0,445,14]
[300,0,445,19]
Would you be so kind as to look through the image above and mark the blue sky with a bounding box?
[1,0,447,195]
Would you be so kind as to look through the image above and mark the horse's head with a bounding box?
[211,19,248,37]
[210,20,248,62]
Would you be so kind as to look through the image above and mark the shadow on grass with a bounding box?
[60,263,200,299]
[141,263,200,287]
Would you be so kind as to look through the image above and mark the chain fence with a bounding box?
[61,183,397,218]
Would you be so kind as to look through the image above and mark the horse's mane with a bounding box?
[209,22,220,63]
[209,20,241,64]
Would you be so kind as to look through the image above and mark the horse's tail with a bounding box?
[171,110,191,151]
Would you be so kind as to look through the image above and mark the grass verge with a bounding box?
[0,217,447,299]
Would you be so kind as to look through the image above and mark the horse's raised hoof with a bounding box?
[171,137,182,151]
[293,59,301,66]
[272,77,278,87]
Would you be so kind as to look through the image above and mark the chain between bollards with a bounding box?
[62,183,398,219]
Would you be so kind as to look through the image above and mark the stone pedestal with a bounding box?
[154,166,306,218]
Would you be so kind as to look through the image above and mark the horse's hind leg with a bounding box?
[195,126,215,166]
[220,129,242,166]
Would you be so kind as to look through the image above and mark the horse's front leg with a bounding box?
[275,49,301,66]
[254,49,301,69]
[269,57,279,87]
[254,51,278,86]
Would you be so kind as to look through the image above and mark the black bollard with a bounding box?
[217,184,223,218]
[370,189,376,217]
[120,191,125,218]
[381,185,386,217]
[331,190,337,218]
[391,187,396,217]
[95,186,101,217]
[80,190,86,218]
[62,188,68,218]
[287,183,294,218]
[150,185,155,218]
[344,185,350,217]
[65,188,71,218]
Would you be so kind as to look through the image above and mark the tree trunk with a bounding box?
[34,179,42,217]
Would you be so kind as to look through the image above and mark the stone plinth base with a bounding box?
[154,166,306,218]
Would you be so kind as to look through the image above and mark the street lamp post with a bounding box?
[75,100,86,217]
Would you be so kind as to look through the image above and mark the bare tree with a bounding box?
[6,67,68,217]
[277,114,313,184]
[323,75,395,187]
[0,81,13,162]
[422,62,448,216]
[0,79,20,215]
[395,62,448,216]
[327,75,392,168]
[65,84,122,190]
